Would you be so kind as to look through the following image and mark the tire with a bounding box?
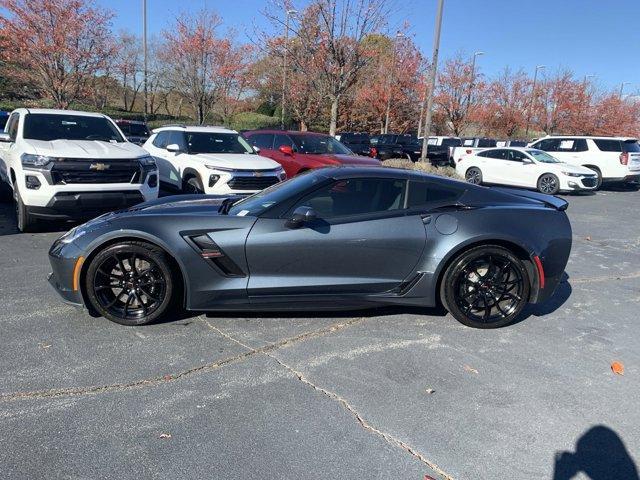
[183,175,204,194]
[440,245,531,329]
[465,167,482,185]
[537,173,560,195]
[14,186,37,232]
[405,153,414,162]
[0,181,13,203]
[585,166,603,190]
[85,241,176,326]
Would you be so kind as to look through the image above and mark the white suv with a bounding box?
[528,136,640,189]
[143,126,286,194]
[0,109,159,232]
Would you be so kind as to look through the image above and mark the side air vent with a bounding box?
[186,234,246,277]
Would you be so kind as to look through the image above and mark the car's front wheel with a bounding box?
[85,241,176,326]
[465,167,482,185]
[14,186,37,232]
[537,173,560,195]
[440,245,530,329]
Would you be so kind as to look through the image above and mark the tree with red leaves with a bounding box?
[0,0,115,109]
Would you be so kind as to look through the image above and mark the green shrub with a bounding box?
[382,159,462,179]
[229,112,280,131]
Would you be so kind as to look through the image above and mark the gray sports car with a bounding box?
[48,167,572,329]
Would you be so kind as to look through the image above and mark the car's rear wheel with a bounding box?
[440,245,530,329]
[537,173,560,195]
[85,241,176,326]
[465,167,482,185]
[183,175,204,194]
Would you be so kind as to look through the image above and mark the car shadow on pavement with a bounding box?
[553,425,639,480]
[517,273,572,324]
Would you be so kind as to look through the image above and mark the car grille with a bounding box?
[51,159,141,185]
[582,177,597,187]
[227,175,279,191]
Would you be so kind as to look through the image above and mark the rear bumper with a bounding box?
[604,174,640,183]
[28,191,145,220]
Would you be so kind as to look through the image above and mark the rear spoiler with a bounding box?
[492,187,568,211]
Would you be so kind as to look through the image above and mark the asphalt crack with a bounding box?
[571,271,640,284]
[0,315,368,402]
[205,319,455,480]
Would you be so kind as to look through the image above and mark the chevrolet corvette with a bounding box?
[48,167,572,329]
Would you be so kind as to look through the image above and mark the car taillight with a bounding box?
[370,147,377,158]
[620,152,629,165]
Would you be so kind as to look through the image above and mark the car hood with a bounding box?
[191,153,281,170]
[304,153,381,166]
[25,139,147,159]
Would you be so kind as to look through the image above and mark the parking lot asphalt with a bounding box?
[1,187,639,480]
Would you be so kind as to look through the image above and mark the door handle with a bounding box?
[420,214,432,224]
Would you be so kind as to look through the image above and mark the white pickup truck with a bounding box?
[450,137,498,165]
[0,108,159,231]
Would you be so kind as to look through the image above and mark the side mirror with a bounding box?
[0,132,12,143]
[279,145,294,156]
[523,159,534,165]
[285,206,317,229]
[253,146,260,153]
[166,143,181,153]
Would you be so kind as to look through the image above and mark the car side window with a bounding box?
[535,139,560,152]
[593,139,622,152]
[506,150,527,162]
[6,113,19,141]
[274,134,293,150]
[153,131,169,148]
[167,131,187,151]
[407,181,461,208]
[247,133,274,150]
[484,149,506,159]
[289,178,407,219]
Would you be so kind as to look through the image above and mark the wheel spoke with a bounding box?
[139,287,161,302]
[123,292,134,317]
[134,291,147,316]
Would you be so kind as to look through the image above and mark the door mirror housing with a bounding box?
[253,146,260,154]
[523,158,534,165]
[0,132,12,143]
[166,143,181,153]
[279,145,294,156]
[286,206,317,229]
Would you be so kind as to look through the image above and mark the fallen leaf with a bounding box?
[424,475,437,480]
[159,433,172,439]
[611,361,624,375]
[425,388,435,395]
[163,374,172,381]
[585,236,592,241]
[38,342,51,350]
[463,365,479,374]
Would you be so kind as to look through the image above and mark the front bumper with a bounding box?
[561,175,598,191]
[48,239,86,306]
[28,191,147,220]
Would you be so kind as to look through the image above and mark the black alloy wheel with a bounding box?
[465,167,482,185]
[537,173,560,195]
[441,246,530,328]
[85,241,175,326]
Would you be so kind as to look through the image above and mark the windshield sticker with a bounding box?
[236,210,250,216]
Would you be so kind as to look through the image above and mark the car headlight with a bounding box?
[561,171,582,177]
[21,153,56,167]
[58,226,86,244]
[205,165,235,172]
[138,155,156,167]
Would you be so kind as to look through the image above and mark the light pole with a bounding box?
[525,64,545,137]
[142,0,148,121]
[419,0,445,163]
[470,51,484,83]
[281,8,297,130]
[384,32,404,134]
[619,81,631,99]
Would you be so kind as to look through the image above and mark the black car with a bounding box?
[372,134,450,166]
[48,167,572,329]
[336,132,374,157]
[116,119,151,145]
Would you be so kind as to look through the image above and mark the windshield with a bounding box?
[228,172,325,216]
[118,122,150,137]
[23,114,125,142]
[528,149,562,163]
[186,132,254,155]
[291,134,352,155]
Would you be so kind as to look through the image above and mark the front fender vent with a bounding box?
[186,234,245,277]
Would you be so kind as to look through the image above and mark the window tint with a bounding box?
[441,138,462,147]
[506,149,527,161]
[274,134,293,149]
[291,178,406,219]
[6,113,19,141]
[186,132,253,154]
[484,149,507,159]
[290,134,351,155]
[0,114,10,131]
[22,114,124,142]
[117,122,150,137]
[622,140,640,153]
[153,131,170,148]
[477,138,497,148]
[340,133,369,144]
[534,138,560,152]
[167,131,187,151]
[407,181,461,207]
[246,133,274,149]
[593,139,622,152]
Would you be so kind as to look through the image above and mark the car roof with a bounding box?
[537,135,638,141]
[13,108,108,118]
[153,125,238,134]
[305,165,468,185]
[245,129,328,136]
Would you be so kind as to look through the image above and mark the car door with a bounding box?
[475,149,505,184]
[245,176,427,300]
[0,112,20,185]
[148,131,181,189]
[271,133,301,177]
[501,149,534,187]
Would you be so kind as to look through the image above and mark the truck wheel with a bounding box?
[14,186,37,232]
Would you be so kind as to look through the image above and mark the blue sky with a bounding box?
[100,0,639,93]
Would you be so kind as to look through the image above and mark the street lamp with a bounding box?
[525,64,545,137]
[583,74,595,84]
[142,0,148,121]
[470,51,484,81]
[383,32,405,134]
[281,8,297,130]
[419,0,445,163]
[619,81,631,99]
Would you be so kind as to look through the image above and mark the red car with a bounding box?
[243,130,381,178]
